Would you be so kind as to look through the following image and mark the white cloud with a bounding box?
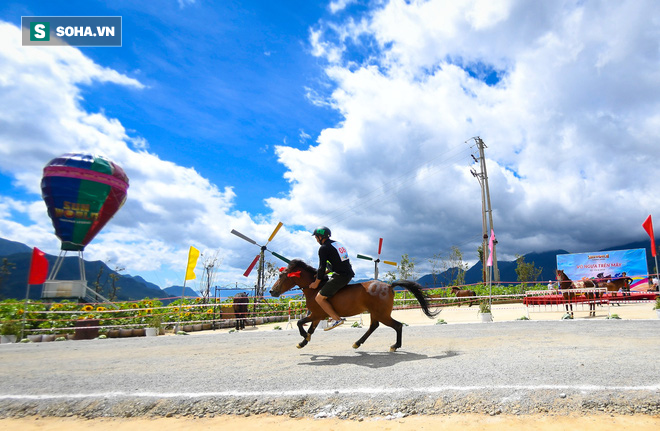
[3,0,660,287]
[329,0,357,14]
[0,22,307,286]
[269,0,660,279]
[177,0,196,9]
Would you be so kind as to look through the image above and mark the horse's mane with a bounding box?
[287,259,316,275]
[556,269,573,289]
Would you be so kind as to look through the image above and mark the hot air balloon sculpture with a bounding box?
[40,153,129,301]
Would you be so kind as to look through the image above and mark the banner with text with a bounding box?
[556,248,649,290]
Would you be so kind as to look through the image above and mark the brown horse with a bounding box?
[269,259,439,352]
[232,292,249,330]
[556,269,599,317]
[595,273,633,298]
[451,286,477,307]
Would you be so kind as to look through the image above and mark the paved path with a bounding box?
[1,309,659,417]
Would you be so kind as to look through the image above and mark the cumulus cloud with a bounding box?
[269,0,660,279]
[3,0,660,286]
[329,0,357,14]
[0,22,305,286]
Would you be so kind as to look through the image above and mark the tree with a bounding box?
[441,246,469,286]
[92,266,109,302]
[0,258,16,299]
[515,254,543,292]
[200,251,221,303]
[383,269,397,283]
[264,261,281,287]
[382,254,416,282]
[477,245,486,283]
[428,253,443,287]
[397,254,417,281]
[108,266,124,301]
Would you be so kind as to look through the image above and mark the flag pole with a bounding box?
[176,279,187,333]
[643,215,659,289]
[653,253,659,289]
[21,252,35,341]
[177,246,199,333]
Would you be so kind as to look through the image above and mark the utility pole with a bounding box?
[471,161,489,284]
[470,137,499,282]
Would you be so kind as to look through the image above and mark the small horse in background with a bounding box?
[451,286,477,307]
[595,273,633,298]
[556,269,598,317]
[270,259,440,352]
[232,292,249,330]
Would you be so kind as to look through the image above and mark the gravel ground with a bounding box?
[1,320,659,419]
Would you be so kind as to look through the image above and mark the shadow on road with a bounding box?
[297,350,459,369]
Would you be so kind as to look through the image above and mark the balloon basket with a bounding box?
[41,280,87,299]
[39,251,116,307]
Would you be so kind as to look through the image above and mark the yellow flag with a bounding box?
[185,246,200,281]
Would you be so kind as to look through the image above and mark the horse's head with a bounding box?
[269,259,316,297]
[556,269,577,290]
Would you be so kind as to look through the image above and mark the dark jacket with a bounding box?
[317,239,355,279]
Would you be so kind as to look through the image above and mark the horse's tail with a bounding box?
[390,280,441,318]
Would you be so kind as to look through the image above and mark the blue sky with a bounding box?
[1,0,659,293]
[5,0,341,216]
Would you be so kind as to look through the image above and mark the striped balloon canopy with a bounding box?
[41,153,129,251]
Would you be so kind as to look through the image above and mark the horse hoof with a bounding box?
[352,343,360,349]
[389,346,398,352]
[297,343,304,349]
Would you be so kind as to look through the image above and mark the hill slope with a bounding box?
[1,237,655,298]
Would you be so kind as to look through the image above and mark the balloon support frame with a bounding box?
[41,251,116,307]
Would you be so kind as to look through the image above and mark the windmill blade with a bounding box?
[231,229,260,246]
[377,238,383,255]
[266,221,283,244]
[383,260,397,266]
[270,250,290,264]
[357,253,374,261]
[243,254,260,277]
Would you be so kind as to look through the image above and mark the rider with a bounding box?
[311,226,355,331]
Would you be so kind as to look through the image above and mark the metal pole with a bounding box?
[488,260,493,310]
[20,252,34,341]
[471,168,488,283]
[654,254,659,290]
[175,279,187,333]
[259,248,265,298]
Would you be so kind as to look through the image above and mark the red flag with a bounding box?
[28,247,48,284]
[643,215,656,257]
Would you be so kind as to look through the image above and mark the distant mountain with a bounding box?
[0,238,32,256]
[1,237,655,299]
[418,241,655,287]
[417,249,571,287]
[163,286,199,298]
[0,238,169,301]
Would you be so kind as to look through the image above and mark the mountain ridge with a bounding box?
[0,237,655,299]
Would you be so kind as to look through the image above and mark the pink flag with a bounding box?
[487,229,495,267]
[643,215,656,257]
[28,247,48,284]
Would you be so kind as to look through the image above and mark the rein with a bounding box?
[279,266,315,292]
